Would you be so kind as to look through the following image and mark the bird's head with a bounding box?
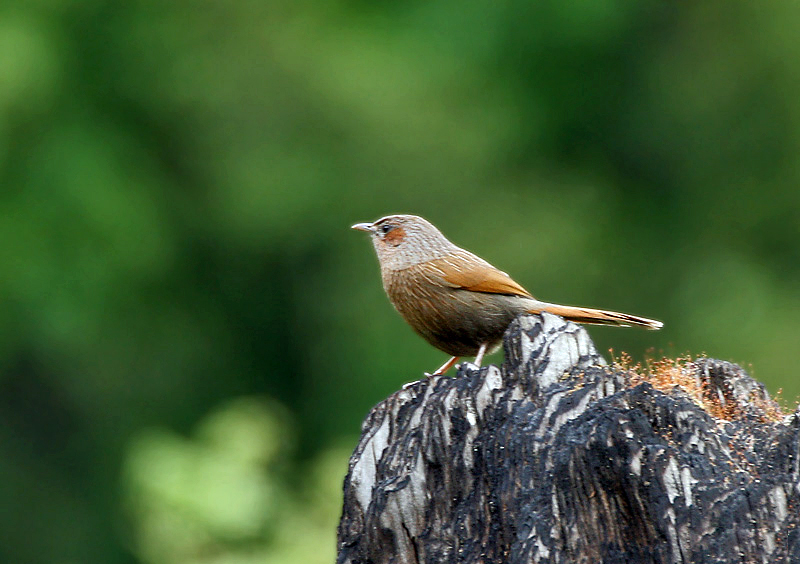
[351,214,455,271]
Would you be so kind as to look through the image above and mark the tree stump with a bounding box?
[337,313,799,564]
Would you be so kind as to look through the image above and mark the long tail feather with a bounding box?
[529,303,663,330]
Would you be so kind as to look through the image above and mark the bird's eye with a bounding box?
[380,224,394,235]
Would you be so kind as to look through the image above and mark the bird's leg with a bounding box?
[473,343,488,367]
[430,356,460,376]
[413,356,460,387]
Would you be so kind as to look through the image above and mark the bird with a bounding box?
[352,214,662,375]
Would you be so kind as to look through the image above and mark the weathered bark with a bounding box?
[337,312,799,564]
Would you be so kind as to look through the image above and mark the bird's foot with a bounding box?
[403,372,435,389]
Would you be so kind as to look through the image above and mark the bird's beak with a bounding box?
[351,222,374,233]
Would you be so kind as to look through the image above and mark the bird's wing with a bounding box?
[425,251,534,298]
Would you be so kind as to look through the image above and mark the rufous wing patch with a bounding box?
[431,256,533,297]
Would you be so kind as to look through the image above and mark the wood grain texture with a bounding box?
[338,313,794,564]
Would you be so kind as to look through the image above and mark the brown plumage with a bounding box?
[352,214,662,375]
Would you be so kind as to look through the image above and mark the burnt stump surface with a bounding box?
[337,313,800,564]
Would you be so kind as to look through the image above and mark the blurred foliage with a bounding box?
[1,1,800,562]
[124,398,344,564]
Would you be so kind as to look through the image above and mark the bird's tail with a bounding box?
[529,303,663,330]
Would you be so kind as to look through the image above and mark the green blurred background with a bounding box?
[2,1,800,562]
